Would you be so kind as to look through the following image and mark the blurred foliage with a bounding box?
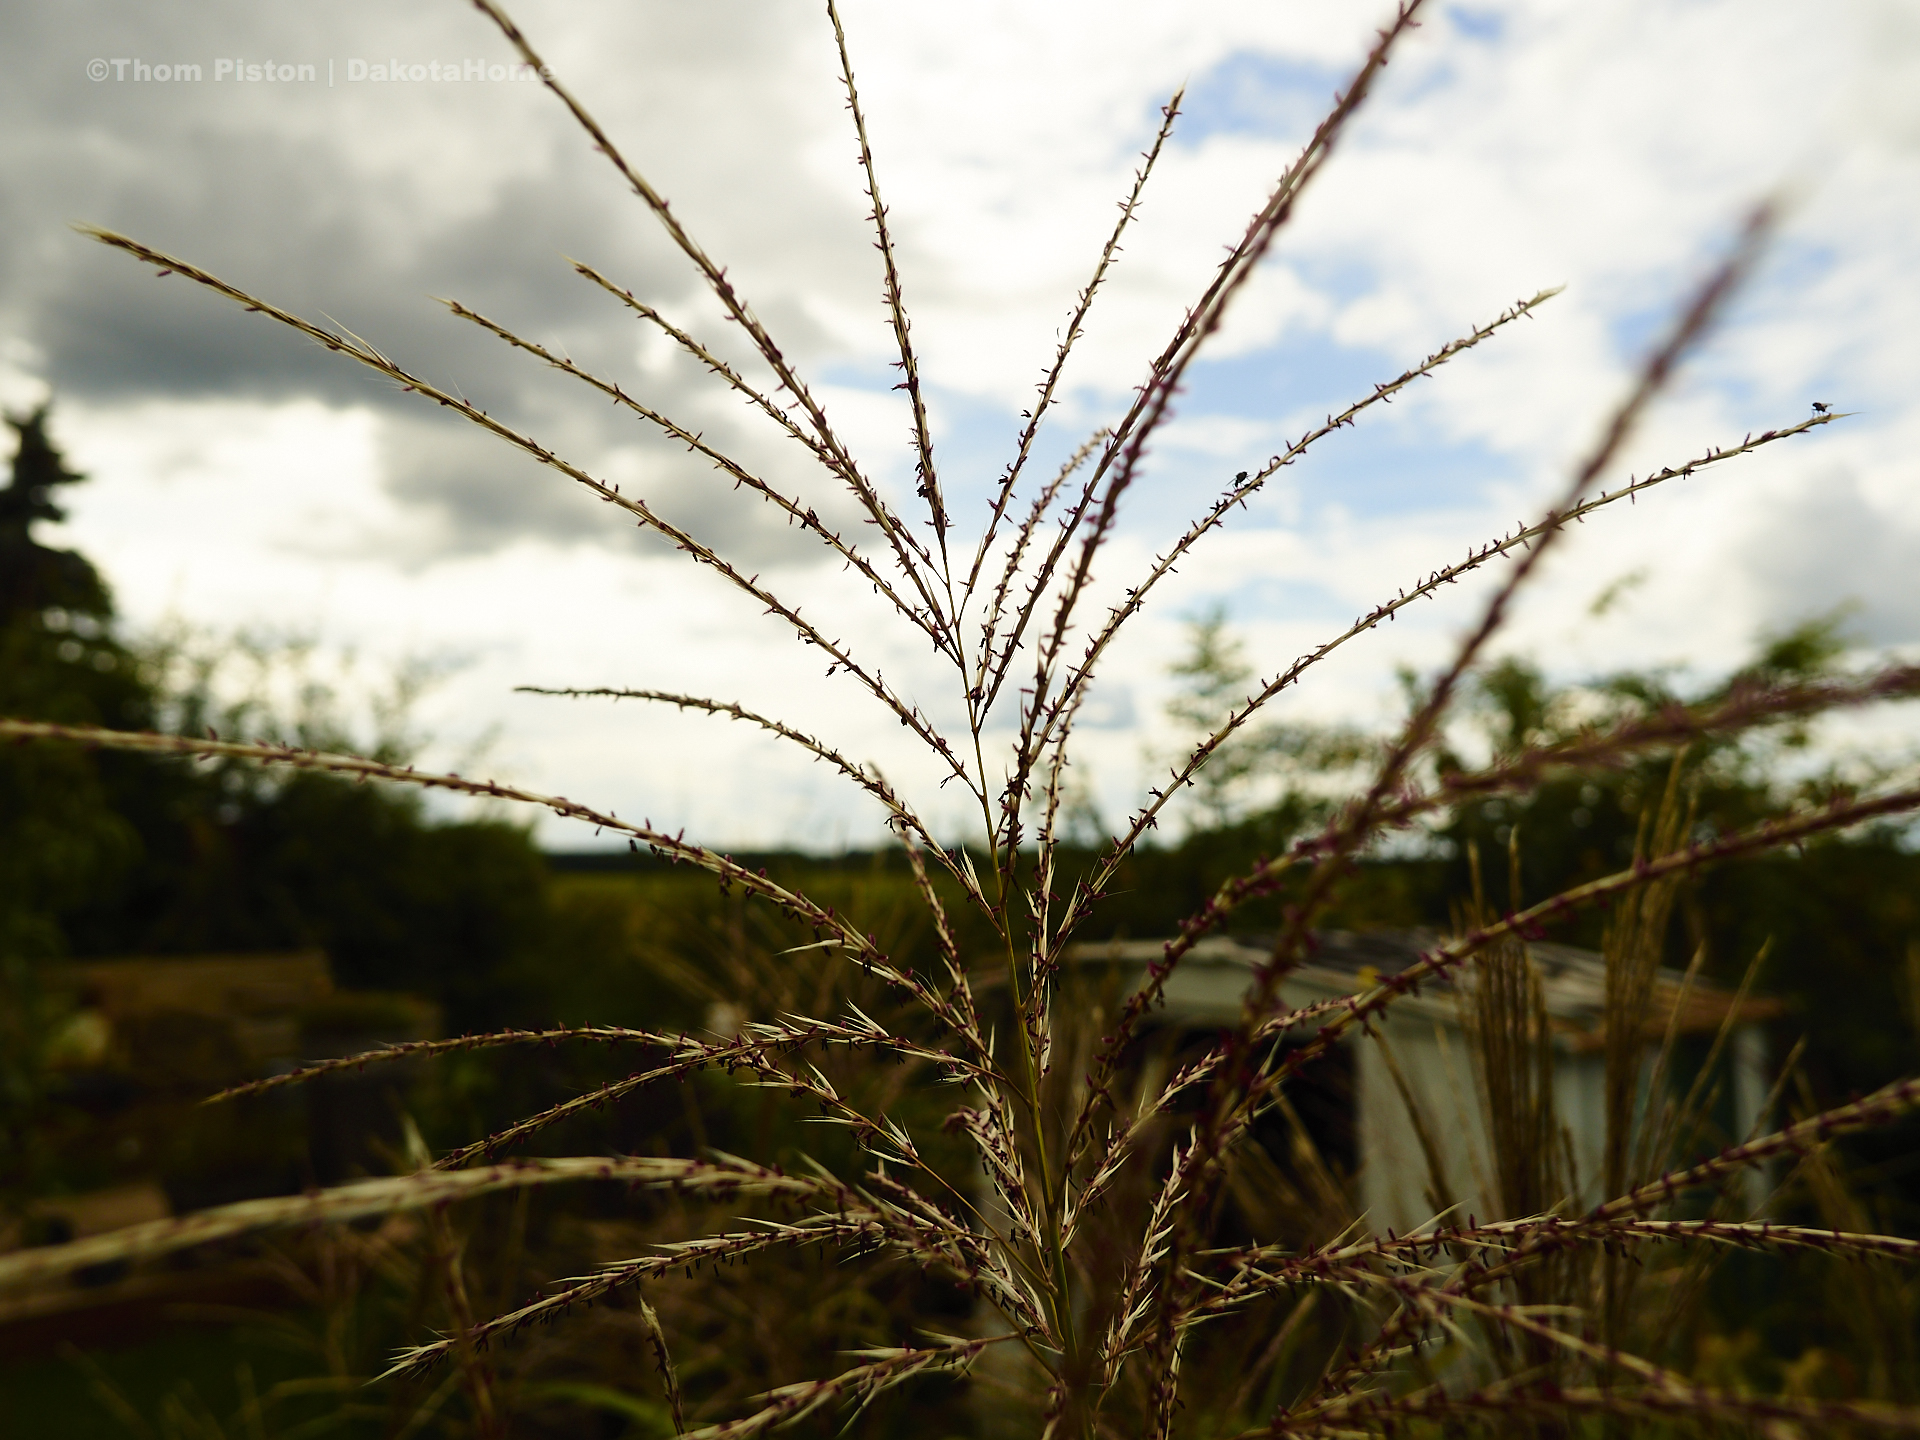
[2,406,154,1214]
[0,408,552,1035]
[0,409,556,1226]
[0,408,152,950]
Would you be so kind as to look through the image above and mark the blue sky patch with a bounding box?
[1172,51,1345,147]
[1447,6,1507,43]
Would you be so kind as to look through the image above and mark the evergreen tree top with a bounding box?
[0,405,110,622]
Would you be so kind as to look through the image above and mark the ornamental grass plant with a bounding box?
[6,1,1920,1435]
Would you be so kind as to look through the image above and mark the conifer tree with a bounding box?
[0,406,112,624]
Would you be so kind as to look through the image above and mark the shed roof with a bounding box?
[1066,931,1780,1050]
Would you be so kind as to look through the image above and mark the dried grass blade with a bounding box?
[1598,1073,1920,1222]
[636,1288,686,1435]
[963,88,1181,614]
[998,1,1433,742]
[384,1212,919,1380]
[437,1027,932,1170]
[442,298,949,650]
[972,425,1108,704]
[516,686,960,876]
[990,7,1435,886]
[827,0,947,572]
[205,1024,670,1103]
[75,229,970,782]
[0,719,922,962]
[468,1,943,606]
[1038,287,1559,758]
[1593,1217,1920,1262]
[1093,407,1841,894]
[1259,786,1920,1118]
[674,1339,995,1440]
[0,1155,811,1292]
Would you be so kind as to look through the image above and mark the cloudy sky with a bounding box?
[4,1,1917,850]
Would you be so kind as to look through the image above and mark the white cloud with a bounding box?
[6,0,1918,849]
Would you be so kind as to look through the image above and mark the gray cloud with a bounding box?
[1,0,893,563]
[375,408,604,559]
[1744,467,1920,646]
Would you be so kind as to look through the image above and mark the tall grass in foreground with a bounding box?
[6,1,1920,1433]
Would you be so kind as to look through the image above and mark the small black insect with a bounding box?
[1811,401,1831,414]
[1235,470,1248,482]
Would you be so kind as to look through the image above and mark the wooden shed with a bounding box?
[1068,931,1780,1236]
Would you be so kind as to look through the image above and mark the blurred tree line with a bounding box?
[0,406,551,1028]
[7,404,1915,1165]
